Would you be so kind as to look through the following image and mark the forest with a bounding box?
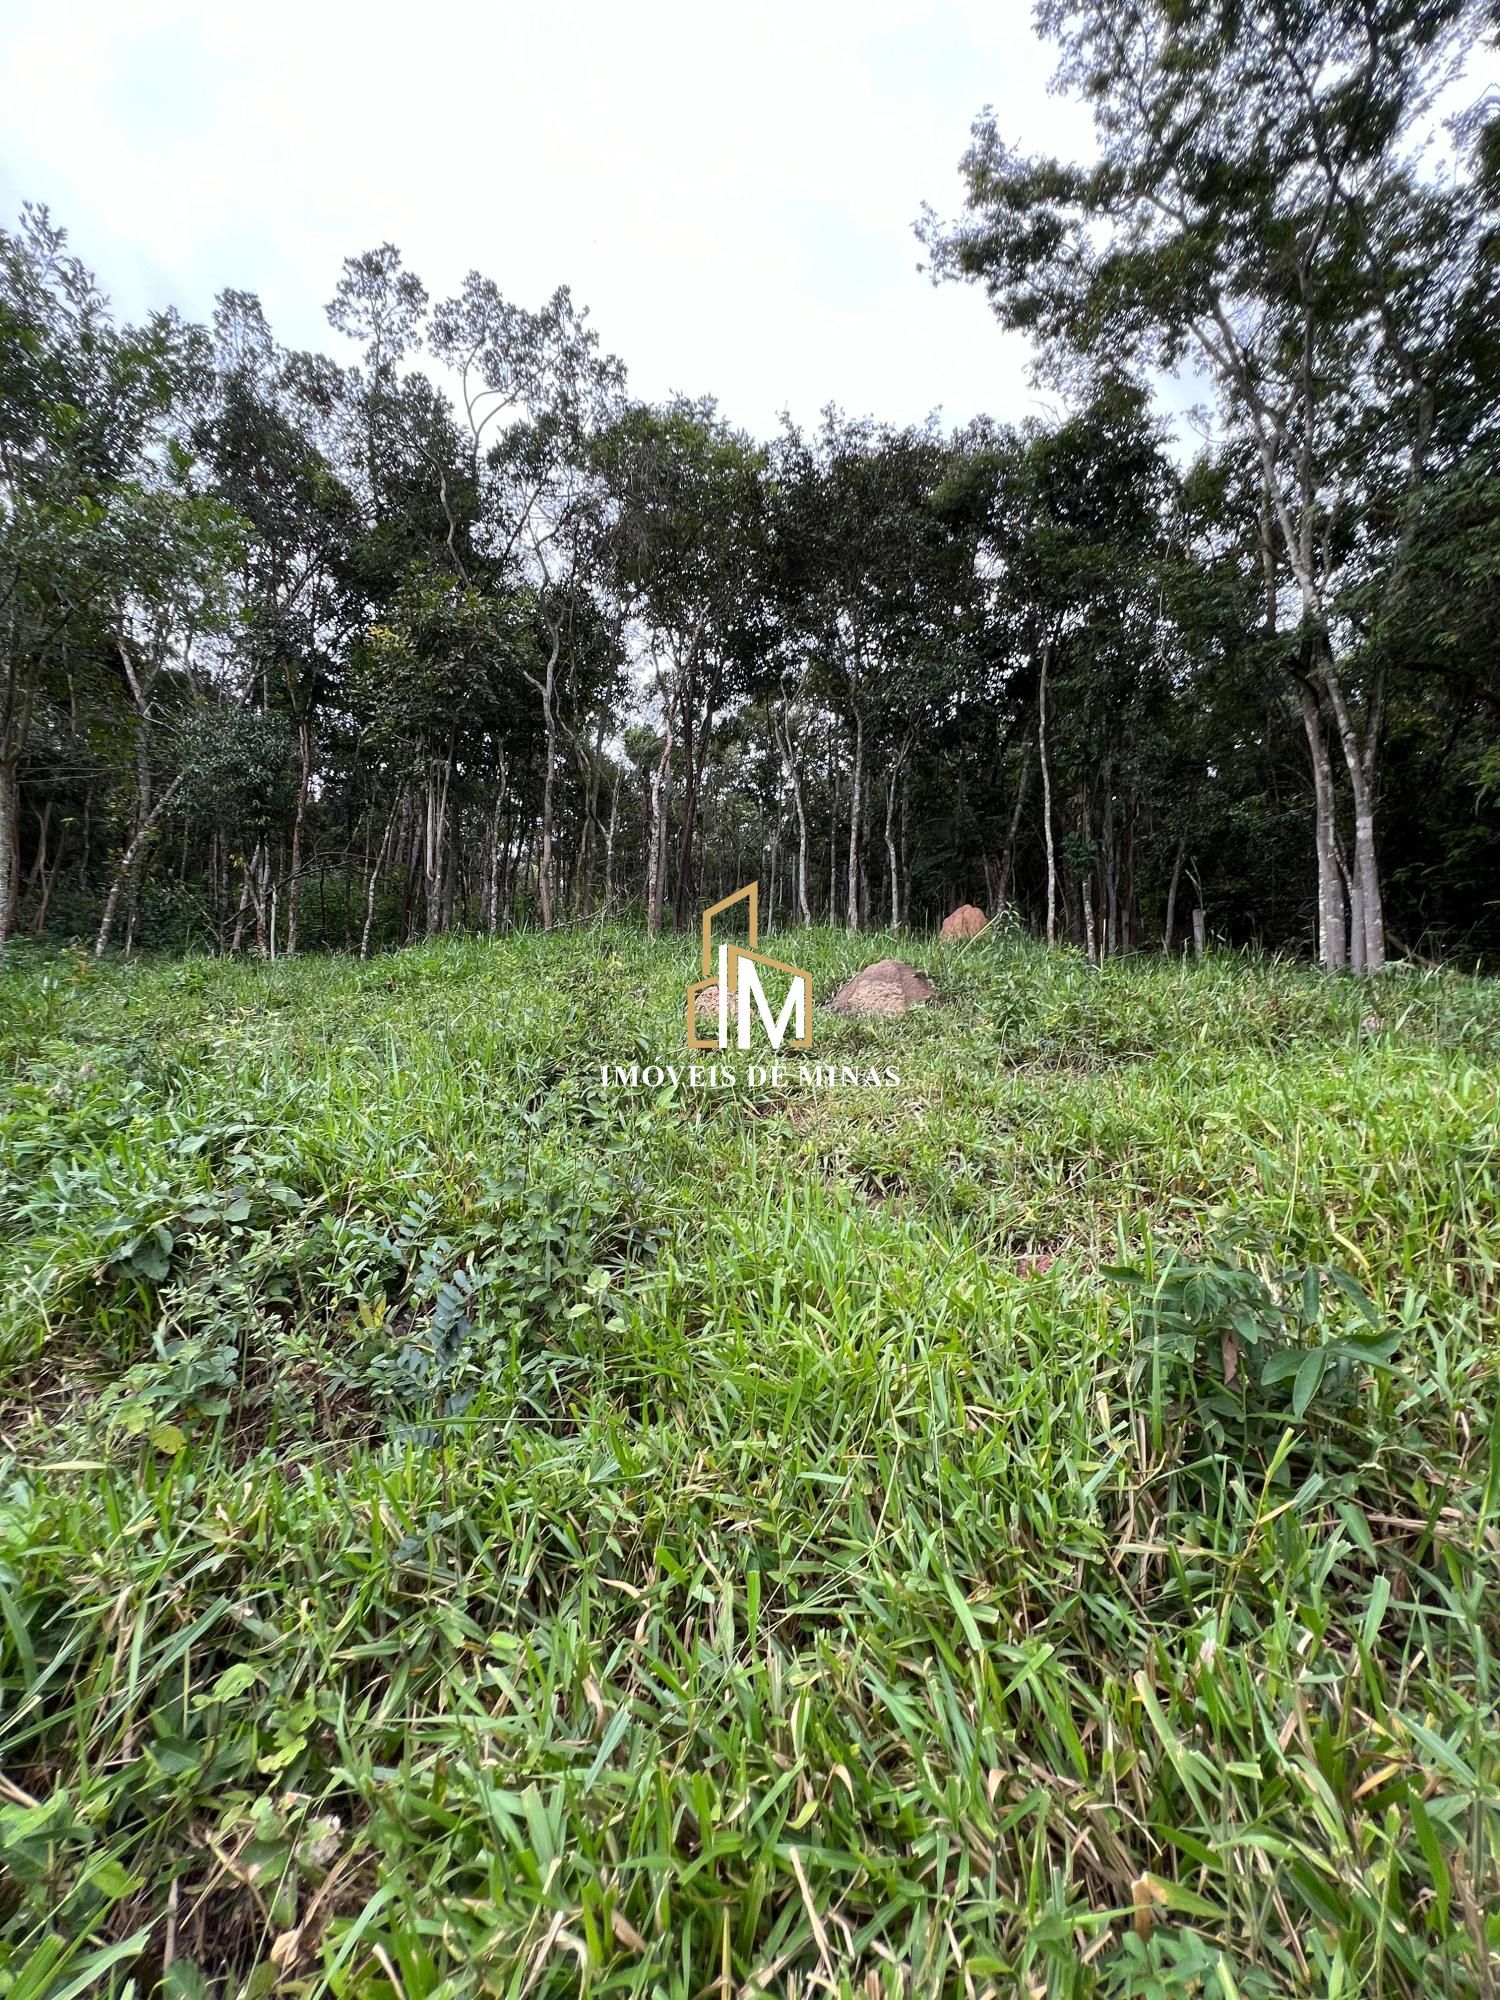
[3,0,1497,976]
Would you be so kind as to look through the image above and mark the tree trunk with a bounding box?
[1300,681,1348,970]
[646,733,672,938]
[1336,839,1366,975]
[122,708,154,957]
[578,720,603,919]
[1038,646,1057,946]
[0,756,19,961]
[32,822,65,938]
[885,776,901,929]
[998,741,1033,912]
[900,763,912,924]
[673,694,716,928]
[1102,771,1119,957]
[1164,834,1187,954]
[1322,660,1386,973]
[883,734,911,929]
[527,621,564,933]
[846,707,864,930]
[95,774,184,956]
[485,779,506,936]
[286,720,313,956]
[423,749,452,940]
[602,766,621,916]
[230,851,253,954]
[252,843,270,957]
[361,794,403,959]
[780,703,812,926]
[24,801,51,904]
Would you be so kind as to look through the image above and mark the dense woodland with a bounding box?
[2,0,1497,974]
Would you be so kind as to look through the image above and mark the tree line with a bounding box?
[2,0,1496,973]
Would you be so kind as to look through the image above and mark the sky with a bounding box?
[0,0,1097,441]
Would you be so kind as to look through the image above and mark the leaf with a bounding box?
[208,1661,261,1703]
[257,1736,307,1775]
[164,1960,209,2000]
[1292,1347,1327,1417]
[1360,1574,1391,1651]
[152,1423,187,1455]
[1302,1267,1321,1323]
[1325,1265,1379,1325]
[941,1568,983,1652]
[1409,1796,1450,1927]
[1261,1352,1302,1387]
[83,1857,139,1900]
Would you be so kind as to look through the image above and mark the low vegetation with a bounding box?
[1,932,1497,1996]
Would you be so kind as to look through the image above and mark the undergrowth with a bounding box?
[0,930,1497,1997]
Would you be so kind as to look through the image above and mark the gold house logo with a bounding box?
[687,883,812,1052]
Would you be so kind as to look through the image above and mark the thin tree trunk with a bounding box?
[883,733,911,929]
[485,777,506,936]
[32,824,65,937]
[286,720,313,956]
[1322,660,1385,973]
[24,801,51,901]
[1338,838,1366,976]
[252,843,270,957]
[846,706,864,931]
[780,702,812,926]
[423,749,452,939]
[526,620,564,933]
[1164,834,1187,954]
[123,707,154,957]
[1300,681,1347,970]
[602,765,621,916]
[885,775,901,929]
[646,725,672,938]
[0,756,20,960]
[95,774,184,956]
[998,740,1033,912]
[361,793,403,959]
[673,693,716,928]
[900,764,911,923]
[230,851,253,954]
[1102,769,1119,957]
[578,718,604,919]
[1038,645,1057,946]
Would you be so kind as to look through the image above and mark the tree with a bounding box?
[923,0,1495,970]
[772,414,968,928]
[595,399,770,930]
[429,273,626,929]
[0,206,197,960]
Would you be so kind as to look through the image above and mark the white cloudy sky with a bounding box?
[0,0,1096,439]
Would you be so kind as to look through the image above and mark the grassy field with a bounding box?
[0,930,1498,1999]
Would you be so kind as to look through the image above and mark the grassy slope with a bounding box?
[0,931,1497,1999]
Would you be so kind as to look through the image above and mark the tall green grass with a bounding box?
[0,932,1497,1997]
